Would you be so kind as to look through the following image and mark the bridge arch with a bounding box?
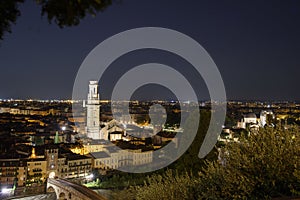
[58,192,66,200]
[47,178,106,200]
[47,186,55,193]
[46,185,58,199]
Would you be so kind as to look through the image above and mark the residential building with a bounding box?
[0,159,27,188]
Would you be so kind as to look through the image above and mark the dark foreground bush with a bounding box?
[124,126,300,200]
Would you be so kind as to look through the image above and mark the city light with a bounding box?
[49,172,56,179]
[1,187,12,194]
[86,174,94,179]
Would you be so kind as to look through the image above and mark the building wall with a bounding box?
[92,150,153,170]
[243,117,257,124]
[93,157,112,170]
[84,144,105,154]
[0,159,27,187]
[86,81,100,140]
[26,160,47,185]
[57,157,67,179]
[45,148,59,178]
[65,158,92,179]
[109,133,122,141]
[132,151,153,166]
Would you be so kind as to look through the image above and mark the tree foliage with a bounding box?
[0,0,113,40]
[131,125,300,200]
[170,110,217,174]
[197,126,300,199]
[36,0,112,27]
[0,0,23,40]
[135,170,197,200]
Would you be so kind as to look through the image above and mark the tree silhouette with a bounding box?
[0,0,23,40]
[130,125,300,200]
[0,0,113,40]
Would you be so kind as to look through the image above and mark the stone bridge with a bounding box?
[46,178,107,200]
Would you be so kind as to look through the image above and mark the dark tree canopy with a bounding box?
[0,0,113,40]
[0,0,23,40]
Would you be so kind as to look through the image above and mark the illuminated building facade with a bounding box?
[86,81,100,139]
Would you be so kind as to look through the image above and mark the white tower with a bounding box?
[86,81,100,139]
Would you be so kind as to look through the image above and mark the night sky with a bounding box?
[0,0,299,101]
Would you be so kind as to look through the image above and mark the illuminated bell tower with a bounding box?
[45,148,58,179]
[86,81,100,139]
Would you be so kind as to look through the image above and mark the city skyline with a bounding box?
[0,0,299,101]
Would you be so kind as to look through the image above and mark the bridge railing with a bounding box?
[47,178,107,200]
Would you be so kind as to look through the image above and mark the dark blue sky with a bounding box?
[0,0,299,101]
